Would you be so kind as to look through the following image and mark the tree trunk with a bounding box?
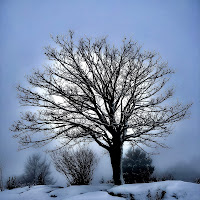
[109,143,124,185]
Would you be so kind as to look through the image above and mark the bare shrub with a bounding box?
[195,178,200,184]
[6,177,17,190]
[51,146,97,185]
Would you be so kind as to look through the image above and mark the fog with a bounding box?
[0,0,199,186]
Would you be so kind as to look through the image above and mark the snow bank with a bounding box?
[108,181,200,200]
[0,185,57,200]
[49,185,112,199]
[0,181,199,200]
[0,184,112,200]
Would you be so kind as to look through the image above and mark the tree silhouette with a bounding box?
[22,154,53,185]
[11,31,191,185]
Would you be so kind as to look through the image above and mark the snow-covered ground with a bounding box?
[108,181,200,200]
[0,181,199,200]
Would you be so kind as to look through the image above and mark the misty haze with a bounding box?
[0,1,200,200]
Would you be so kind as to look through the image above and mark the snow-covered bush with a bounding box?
[122,147,154,183]
[51,146,98,185]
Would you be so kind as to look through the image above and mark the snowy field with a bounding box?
[0,181,199,200]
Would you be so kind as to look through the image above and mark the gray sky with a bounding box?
[0,0,200,182]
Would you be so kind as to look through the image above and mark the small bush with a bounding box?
[6,177,18,190]
[52,146,98,185]
[195,178,200,184]
[161,174,174,181]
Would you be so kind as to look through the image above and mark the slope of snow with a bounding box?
[64,191,125,200]
[0,185,113,200]
[0,181,199,200]
[49,185,112,199]
[108,181,200,200]
[0,185,55,200]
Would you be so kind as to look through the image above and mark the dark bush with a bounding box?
[123,147,154,183]
[6,177,18,190]
[195,178,200,184]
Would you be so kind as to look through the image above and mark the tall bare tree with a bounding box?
[11,31,191,185]
[0,165,3,191]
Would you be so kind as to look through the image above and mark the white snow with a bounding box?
[0,185,114,200]
[65,191,125,200]
[108,181,200,200]
[0,181,199,200]
[49,185,112,199]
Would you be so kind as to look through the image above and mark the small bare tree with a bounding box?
[22,153,53,185]
[11,31,191,185]
[51,146,97,185]
[0,165,3,191]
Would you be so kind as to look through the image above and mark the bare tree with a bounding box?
[51,146,97,185]
[11,31,191,185]
[0,165,3,191]
[22,153,53,185]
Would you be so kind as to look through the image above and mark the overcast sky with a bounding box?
[0,0,200,182]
